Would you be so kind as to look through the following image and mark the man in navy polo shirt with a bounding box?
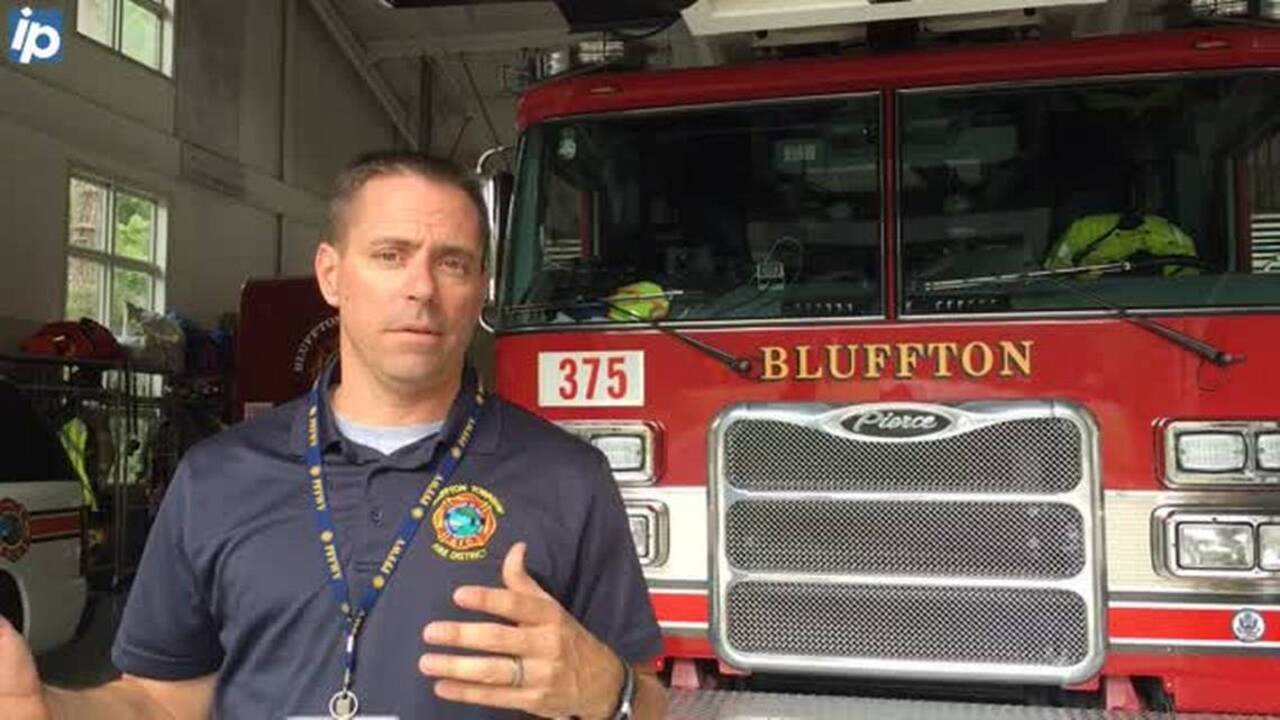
[0,153,665,719]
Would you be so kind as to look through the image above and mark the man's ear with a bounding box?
[314,241,342,309]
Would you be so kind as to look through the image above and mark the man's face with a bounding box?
[315,173,487,394]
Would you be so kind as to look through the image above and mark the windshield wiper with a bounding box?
[920,260,1244,367]
[922,261,1139,292]
[503,292,755,376]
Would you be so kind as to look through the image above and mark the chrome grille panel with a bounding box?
[726,500,1085,578]
[727,582,1090,666]
[710,401,1104,685]
[724,416,1082,494]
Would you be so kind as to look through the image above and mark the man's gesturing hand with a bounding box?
[0,616,52,720]
[418,542,627,719]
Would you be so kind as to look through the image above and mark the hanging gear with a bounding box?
[58,417,101,512]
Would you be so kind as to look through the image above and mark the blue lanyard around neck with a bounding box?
[305,378,485,704]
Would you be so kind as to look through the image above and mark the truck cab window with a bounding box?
[502,96,883,328]
[900,72,1280,314]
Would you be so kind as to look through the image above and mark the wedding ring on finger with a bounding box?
[509,656,524,688]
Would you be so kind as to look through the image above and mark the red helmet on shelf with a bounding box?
[21,318,124,362]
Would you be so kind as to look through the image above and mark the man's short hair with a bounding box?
[323,151,491,265]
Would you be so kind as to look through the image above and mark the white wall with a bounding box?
[290,0,398,198]
[282,217,324,276]
[0,0,399,350]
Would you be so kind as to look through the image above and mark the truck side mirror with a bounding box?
[482,171,514,305]
[477,145,514,331]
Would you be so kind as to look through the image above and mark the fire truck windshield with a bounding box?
[499,71,1280,329]
[901,70,1280,315]
[500,95,883,328]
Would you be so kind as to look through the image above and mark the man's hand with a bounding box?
[418,542,628,719]
[0,616,52,720]
[2,614,217,720]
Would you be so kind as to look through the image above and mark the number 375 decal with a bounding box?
[538,351,645,407]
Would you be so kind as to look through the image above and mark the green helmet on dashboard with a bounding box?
[1045,213,1200,277]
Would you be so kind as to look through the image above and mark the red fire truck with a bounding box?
[488,24,1280,715]
[237,23,1280,719]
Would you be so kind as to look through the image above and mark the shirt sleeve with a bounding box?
[111,457,224,679]
[563,452,664,665]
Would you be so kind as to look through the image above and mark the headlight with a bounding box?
[625,501,668,567]
[1258,433,1280,472]
[593,435,645,472]
[1262,525,1280,571]
[556,421,657,485]
[628,513,652,560]
[1162,421,1280,486]
[1158,508,1280,578]
[1177,523,1255,570]
[1176,433,1247,473]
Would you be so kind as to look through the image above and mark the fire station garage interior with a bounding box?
[2,0,1280,717]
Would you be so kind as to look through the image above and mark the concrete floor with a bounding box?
[36,593,124,689]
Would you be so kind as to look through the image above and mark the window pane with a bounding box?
[121,0,161,70]
[503,97,883,328]
[110,268,154,337]
[66,257,106,323]
[114,192,155,262]
[77,0,115,46]
[69,178,109,251]
[899,72,1280,314]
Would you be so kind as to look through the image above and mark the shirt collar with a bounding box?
[288,359,500,460]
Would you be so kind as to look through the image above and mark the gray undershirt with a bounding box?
[333,413,442,456]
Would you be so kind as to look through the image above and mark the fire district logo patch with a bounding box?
[431,484,504,562]
[0,498,31,563]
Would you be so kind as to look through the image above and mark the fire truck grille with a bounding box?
[712,402,1101,683]
[726,582,1090,667]
[723,417,1081,494]
[725,500,1085,579]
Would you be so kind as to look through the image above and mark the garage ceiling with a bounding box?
[314,0,709,151]
[378,0,696,32]
[309,1,611,153]
[312,0,1165,152]
[330,0,579,58]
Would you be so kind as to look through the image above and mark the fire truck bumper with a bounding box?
[667,689,1280,719]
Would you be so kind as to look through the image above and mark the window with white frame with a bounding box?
[77,0,175,75]
[66,176,168,340]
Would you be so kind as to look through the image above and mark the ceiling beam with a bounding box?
[305,0,417,147]
[367,27,595,60]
